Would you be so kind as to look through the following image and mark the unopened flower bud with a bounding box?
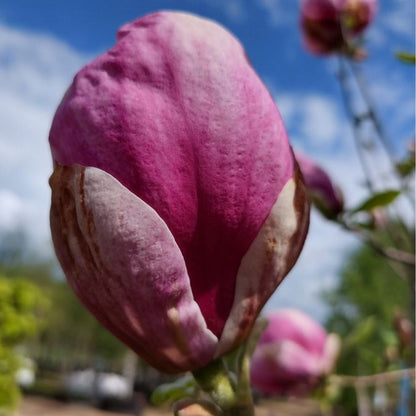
[250,309,340,396]
[49,12,310,373]
[295,152,343,219]
[300,0,377,55]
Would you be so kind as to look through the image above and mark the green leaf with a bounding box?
[396,159,415,177]
[150,375,197,406]
[395,51,416,64]
[352,190,400,213]
[342,316,378,351]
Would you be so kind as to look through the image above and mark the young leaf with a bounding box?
[150,375,197,406]
[395,52,416,64]
[352,190,400,213]
[396,159,415,177]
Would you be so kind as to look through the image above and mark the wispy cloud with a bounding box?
[381,0,415,38]
[273,91,349,149]
[0,24,88,254]
[369,0,415,48]
[190,0,248,23]
[256,0,294,27]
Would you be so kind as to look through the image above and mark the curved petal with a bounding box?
[50,164,217,373]
[49,11,294,337]
[295,151,343,218]
[260,309,327,356]
[216,166,310,356]
[251,340,322,395]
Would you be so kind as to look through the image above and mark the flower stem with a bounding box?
[192,358,255,416]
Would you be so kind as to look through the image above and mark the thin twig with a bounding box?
[330,368,415,387]
[339,219,415,266]
[347,59,415,212]
[347,60,396,164]
[337,56,376,193]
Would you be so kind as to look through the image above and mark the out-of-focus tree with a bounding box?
[0,231,126,382]
[323,235,414,415]
[0,275,48,413]
[32,279,128,372]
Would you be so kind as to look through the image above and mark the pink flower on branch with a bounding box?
[250,309,340,396]
[300,0,378,56]
[295,152,344,219]
[49,12,310,373]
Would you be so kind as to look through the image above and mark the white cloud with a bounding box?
[256,0,293,26]
[369,0,415,47]
[222,0,247,22]
[0,190,25,231]
[380,0,415,38]
[189,0,247,23]
[300,95,344,145]
[274,92,348,148]
[0,24,89,254]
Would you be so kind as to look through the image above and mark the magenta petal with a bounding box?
[295,152,343,218]
[216,171,309,356]
[300,0,377,55]
[49,11,294,337]
[50,164,217,373]
[250,309,339,396]
[251,341,323,396]
[260,309,327,355]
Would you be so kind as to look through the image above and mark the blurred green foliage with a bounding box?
[0,232,128,402]
[0,275,47,412]
[323,236,414,415]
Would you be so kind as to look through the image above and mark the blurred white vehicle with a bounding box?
[15,357,35,388]
[64,369,131,400]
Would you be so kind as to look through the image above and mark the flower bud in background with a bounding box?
[300,0,377,56]
[49,12,310,373]
[342,0,377,35]
[393,311,414,351]
[250,309,340,396]
[295,152,343,219]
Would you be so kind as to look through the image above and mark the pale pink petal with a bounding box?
[251,340,322,395]
[216,169,309,356]
[50,164,217,373]
[260,309,327,355]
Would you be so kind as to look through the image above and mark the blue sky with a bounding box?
[0,0,414,320]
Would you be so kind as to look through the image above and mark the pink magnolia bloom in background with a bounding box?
[49,11,310,373]
[300,0,378,55]
[295,152,343,219]
[250,309,340,396]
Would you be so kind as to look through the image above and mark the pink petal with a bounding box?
[50,164,217,373]
[216,168,309,356]
[251,340,323,395]
[49,11,294,337]
[259,309,327,356]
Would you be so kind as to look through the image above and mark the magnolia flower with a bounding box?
[295,152,343,219]
[300,0,378,55]
[49,12,310,373]
[250,309,340,396]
